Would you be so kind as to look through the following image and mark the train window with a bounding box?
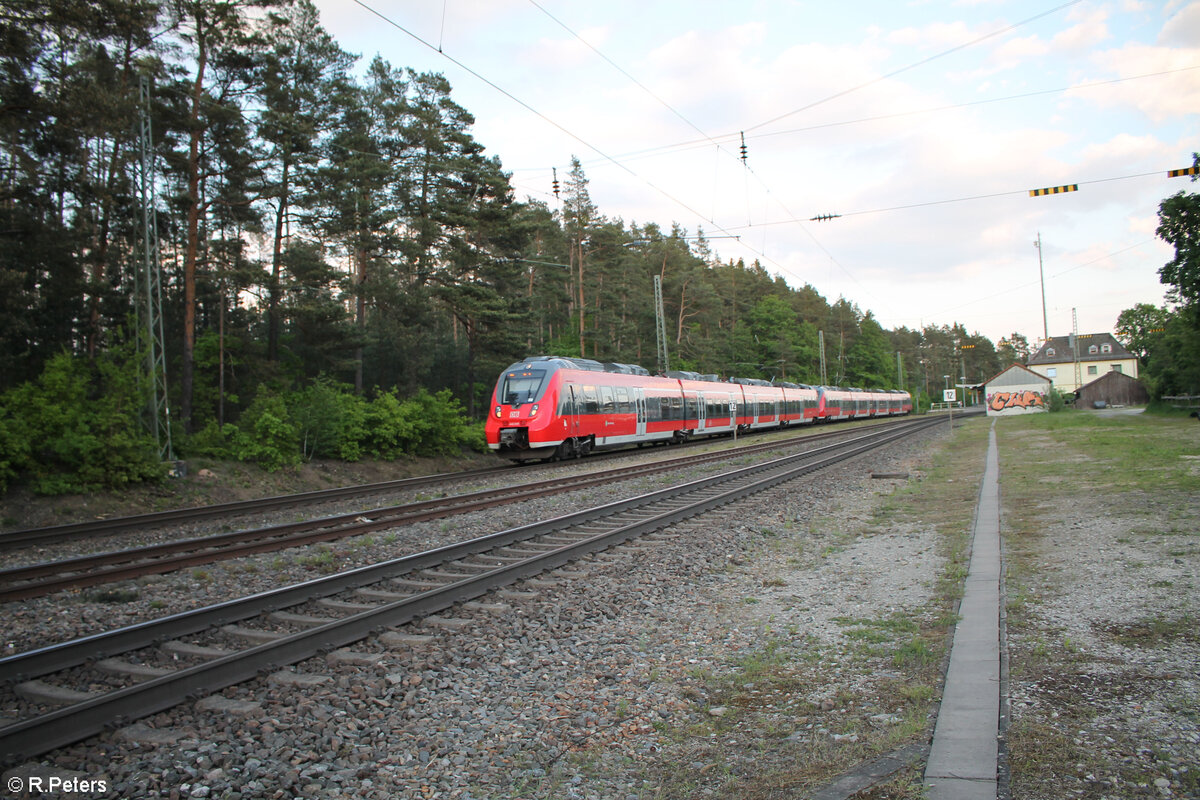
[671,395,684,420]
[501,369,546,404]
[559,385,575,415]
[685,396,698,419]
[582,385,599,414]
[615,386,631,413]
[599,386,615,414]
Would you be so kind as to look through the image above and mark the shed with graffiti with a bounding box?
[984,364,1051,416]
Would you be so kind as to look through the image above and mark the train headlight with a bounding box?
[530,403,539,417]
[494,405,501,418]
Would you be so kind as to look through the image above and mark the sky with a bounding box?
[310,0,1200,347]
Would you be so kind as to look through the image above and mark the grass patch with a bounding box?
[1101,615,1199,648]
[998,411,1200,796]
[296,545,337,571]
[82,587,140,603]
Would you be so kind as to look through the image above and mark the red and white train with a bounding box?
[485,356,912,462]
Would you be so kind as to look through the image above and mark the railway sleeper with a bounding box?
[442,562,497,574]
[420,615,473,632]
[356,587,409,601]
[379,632,435,649]
[116,723,192,746]
[220,625,285,645]
[419,568,476,581]
[496,546,558,557]
[268,611,337,628]
[461,556,514,567]
[195,695,262,716]
[317,598,377,614]
[161,640,230,660]
[389,577,442,591]
[15,680,99,706]
[474,552,527,564]
[268,671,331,688]
[95,658,174,682]
[326,649,386,667]
[461,601,509,615]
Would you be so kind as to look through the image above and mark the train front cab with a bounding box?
[487,361,565,461]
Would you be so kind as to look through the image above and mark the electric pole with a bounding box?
[1035,232,1048,342]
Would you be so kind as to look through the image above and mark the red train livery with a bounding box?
[485,356,912,462]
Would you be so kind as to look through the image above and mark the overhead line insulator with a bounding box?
[552,167,560,199]
[810,213,841,222]
[739,131,747,163]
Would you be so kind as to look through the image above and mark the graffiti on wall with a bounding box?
[988,390,1045,412]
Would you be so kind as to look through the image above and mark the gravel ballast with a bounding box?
[3,413,1196,800]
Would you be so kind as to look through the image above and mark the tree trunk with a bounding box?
[267,157,289,362]
[180,7,209,434]
[354,245,366,394]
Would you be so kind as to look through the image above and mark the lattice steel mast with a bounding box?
[136,74,174,463]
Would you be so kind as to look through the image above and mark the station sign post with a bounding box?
[943,389,957,425]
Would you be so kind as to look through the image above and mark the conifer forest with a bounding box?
[14,0,1193,493]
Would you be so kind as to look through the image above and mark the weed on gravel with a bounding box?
[603,418,991,800]
[999,410,1200,800]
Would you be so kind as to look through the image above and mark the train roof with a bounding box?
[514,356,651,376]
[507,358,908,394]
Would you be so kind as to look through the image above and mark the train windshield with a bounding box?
[500,369,547,405]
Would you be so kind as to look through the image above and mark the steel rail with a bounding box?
[0,418,934,683]
[0,417,940,765]
[0,414,932,552]
[0,418,929,601]
[0,464,518,550]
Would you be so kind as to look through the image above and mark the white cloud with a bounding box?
[1050,8,1111,52]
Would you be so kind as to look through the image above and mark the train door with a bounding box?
[565,384,580,439]
[634,388,647,439]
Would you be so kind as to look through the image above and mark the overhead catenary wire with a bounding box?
[718,169,1176,230]
[506,64,1200,179]
[292,1,1179,340]
[345,0,798,282]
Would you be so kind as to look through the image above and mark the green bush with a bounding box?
[0,399,31,491]
[0,348,164,494]
[362,391,416,459]
[180,419,237,460]
[0,360,484,493]
[399,388,471,456]
[462,421,489,454]
[358,388,472,458]
[229,388,301,471]
[290,376,368,461]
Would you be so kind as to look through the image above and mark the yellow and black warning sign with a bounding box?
[1029,184,1078,197]
[1168,166,1199,178]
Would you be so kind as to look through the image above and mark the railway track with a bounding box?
[0,464,518,552]
[0,414,942,766]
[0,417,933,602]
[0,412,950,553]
